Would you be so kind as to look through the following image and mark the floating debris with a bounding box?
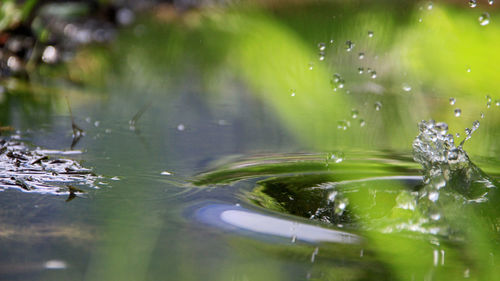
[0,136,102,198]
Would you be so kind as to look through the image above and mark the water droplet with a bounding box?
[329,39,334,44]
[466,67,471,73]
[358,52,365,59]
[359,119,366,127]
[488,0,494,5]
[318,42,326,51]
[456,133,461,138]
[94,121,100,127]
[374,101,382,111]
[429,191,439,202]
[479,12,490,26]
[290,89,296,97]
[495,100,500,106]
[435,122,448,135]
[345,40,355,52]
[358,67,364,74]
[402,83,412,92]
[161,171,172,175]
[177,124,185,131]
[418,18,423,23]
[480,112,485,119]
[469,0,477,8]
[308,62,314,70]
[370,71,377,79]
[351,109,359,119]
[465,128,472,135]
[449,97,456,105]
[368,31,374,38]
[454,108,462,117]
[427,2,433,10]
[319,51,325,61]
[337,120,350,130]
[472,120,480,130]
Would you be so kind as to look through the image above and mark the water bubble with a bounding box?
[318,42,326,51]
[358,67,364,74]
[427,2,433,10]
[402,83,412,92]
[454,108,461,117]
[359,119,366,127]
[449,97,456,105]
[358,52,365,59]
[488,0,494,5]
[345,40,355,52]
[368,31,374,38]
[351,109,359,119]
[290,89,296,97]
[469,0,477,8]
[374,101,382,111]
[479,12,490,26]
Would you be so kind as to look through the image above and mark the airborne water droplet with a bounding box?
[370,71,377,79]
[488,0,494,5]
[469,0,477,8]
[351,109,359,119]
[479,12,490,26]
[329,39,334,44]
[495,100,500,106]
[402,83,412,92]
[449,97,456,105]
[480,112,485,119]
[359,119,366,127]
[318,42,326,51]
[374,101,382,111]
[308,62,314,70]
[358,67,364,74]
[319,51,325,61]
[368,31,374,38]
[345,40,354,52]
[427,2,433,10]
[454,108,461,117]
[358,52,365,59]
[290,89,296,97]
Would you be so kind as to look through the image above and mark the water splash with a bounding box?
[412,120,495,203]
